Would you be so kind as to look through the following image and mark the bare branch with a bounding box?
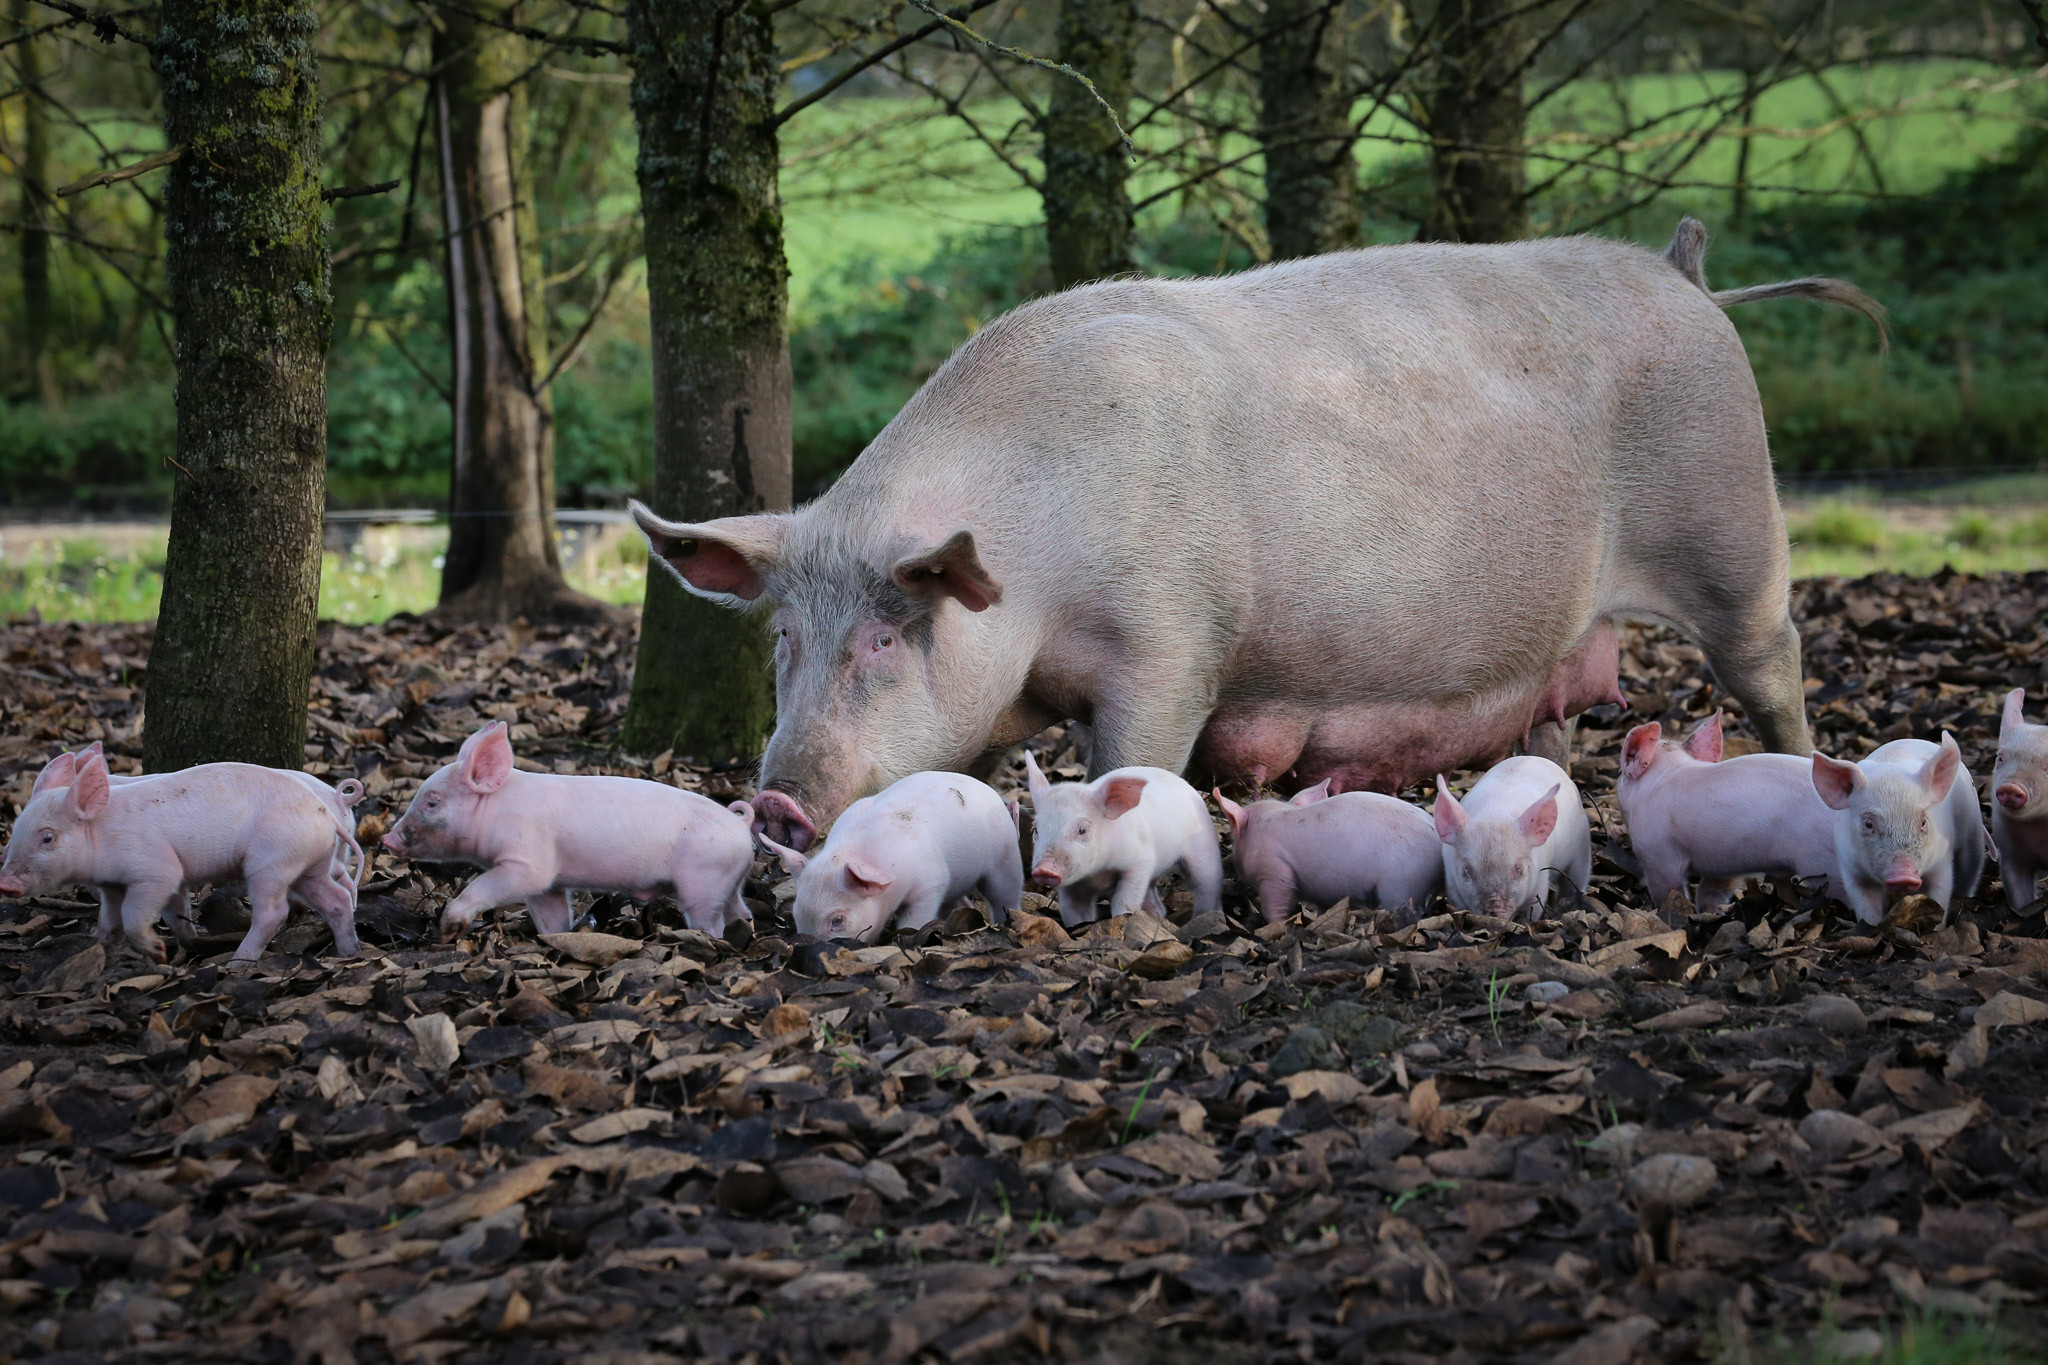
[773,0,1001,129]
[54,143,179,196]
[906,0,1135,158]
[29,0,151,48]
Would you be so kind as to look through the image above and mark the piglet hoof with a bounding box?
[751,789,817,853]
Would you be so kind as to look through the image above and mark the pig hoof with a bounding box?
[751,789,817,853]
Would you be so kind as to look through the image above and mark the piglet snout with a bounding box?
[381,829,407,855]
[1031,862,1063,888]
[0,873,23,897]
[1883,860,1922,891]
[1996,782,2030,812]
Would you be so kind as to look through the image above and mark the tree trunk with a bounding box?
[11,0,55,402]
[618,0,789,763]
[1418,0,1528,243]
[431,6,609,625]
[144,0,328,773]
[1042,0,1138,289]
[1260,0,1360,259]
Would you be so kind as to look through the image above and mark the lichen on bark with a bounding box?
[1042,0,1138,289]
[618,0,790,762]
[145,0,330,772]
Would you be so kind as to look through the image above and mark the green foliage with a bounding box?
[0,388,176,507]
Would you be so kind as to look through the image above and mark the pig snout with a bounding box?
[1883,859,1922,891]
[1483,894,1515,918]
[1997,782,2031,812]
[1030,859,1064,888]
[752,789,818,853]
[0,872,23,897]
[380,827,408,855]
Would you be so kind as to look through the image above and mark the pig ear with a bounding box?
[1921,734,1962,802]
[630,500,785,604]
[1289,779,1333,807]
[1683,713,1724,763]
[759,834,808,876]
[890,530,1003,612]
[1621,724,1663,781]
[2004,689,2027,742]
[460,722,515,794]
[844,860,892,894]
[1214,789,1246,837]
[1098,776,1147,819]
[32,751,79,796]
[1023,749,1051,803]
[68,752,111,821]
[1518,785,1561,846]
[1432,778,1466,844]
[1812,753,1862,811]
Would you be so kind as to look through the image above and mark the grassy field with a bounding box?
[6,478,2043,626]
[779,60,2041,314]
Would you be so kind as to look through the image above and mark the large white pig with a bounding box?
[631,218,1882,848]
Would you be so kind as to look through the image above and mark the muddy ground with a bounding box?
[0,570,2044,1363]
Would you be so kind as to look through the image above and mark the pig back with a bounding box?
[524,774,749,886]
[100,764,340,884]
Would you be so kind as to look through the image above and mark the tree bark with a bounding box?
[1260,0,1360,259]
[430,5,610,625]
[619,0,790,763]
[1042,0,1138,289]
[144,0,328,772]
[1417,0,1528,243]
[11,0,55,402]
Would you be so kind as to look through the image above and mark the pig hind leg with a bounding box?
[674,852,751,935]
[978,853,1022,924]
[527,890,574,935]
[231,874,295,965]
[291,871,360,957]
[1177,834,1225,916]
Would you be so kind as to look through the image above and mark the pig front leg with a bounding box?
[1108,870,1154,919]
[1997,827,2044,910]
[94,886,123,947]
[439,862,550,940]
[1692,877,1742,916]
[114,877,182,962]
[894,887,951,935]
[1179,838,1225,916]
[1055,884,1100,928]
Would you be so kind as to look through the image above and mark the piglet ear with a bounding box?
[1683,712,1724,763]
[1213,789,1246,837]
[1812,752,1861,811]
[460,721,515,794]
[844,860,892,894]
[32,750,79,797]
[1023,748,1051,804]
[891,530,1002,612]
[68,752,111,821]
[1099,775,1147,819]
[1620,723,1663,781]
[1921,734,1962,802]
[1432,777,1466,844]
[1289,779,1333,807]
[2003,688,2027,742]
[1518,784,1561,846]
[758,833,808,876]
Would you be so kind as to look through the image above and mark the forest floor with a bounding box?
[0,571,2045,1363]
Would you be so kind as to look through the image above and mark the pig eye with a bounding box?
[873,633,894,651]
[1075,821,1090,837]
[426,794,440,808]
[39,830,55,845]
[1860,813,1877,834]
[1918,814,1930,834]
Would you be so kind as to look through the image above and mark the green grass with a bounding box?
[1785,493,2048,578]
[0,525,653,625]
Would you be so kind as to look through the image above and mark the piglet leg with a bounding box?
[439,863,548,940]
[526,889,573,935]
[231,874,294,966]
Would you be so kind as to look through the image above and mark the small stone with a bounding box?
[1805,994,1867,1034]
[1316,1001,1400,1056]
[1403,1041,1443,1062]
[1268,1025,1334,1080]
[1625,1153,1716,1208]
[1585,1122,1642,1166]
[1524,980,1571,1003]
[1798,1108,1882,1162]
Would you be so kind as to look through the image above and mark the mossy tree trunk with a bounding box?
[1259,0,1360,259]
[619,0,789,763]
[11,0,55,402]
[431,4,608,625]
[1417,0,1529,243]
[144,0,328,772]
[1042,0,1137,289]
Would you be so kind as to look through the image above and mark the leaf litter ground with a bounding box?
[0,571,2045,1364]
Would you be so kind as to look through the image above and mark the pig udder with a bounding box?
[1194,622,1622,795]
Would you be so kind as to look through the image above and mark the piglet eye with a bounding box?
[874,634,894,650]
[1076,821,1089,837]
[40,830,54,845]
